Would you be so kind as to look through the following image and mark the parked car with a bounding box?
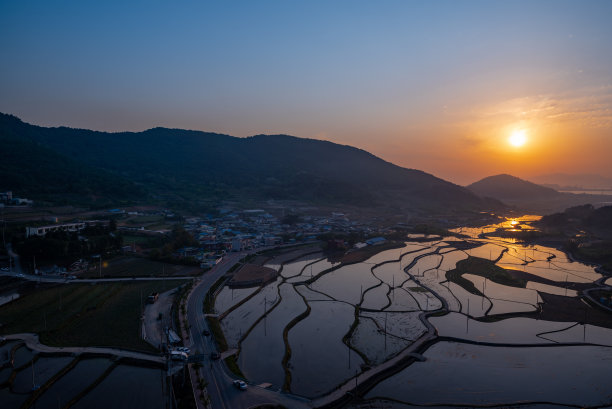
[210,352,220,360]
[170,351,188,361]
[202,329,210,336]
[233,380,247,390]
[176,347,190,354]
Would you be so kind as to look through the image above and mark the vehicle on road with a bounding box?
[202,329,210,336]
[0,267,8,272]
[170,351,188,361]
[176,347,190,354]
[233,380,247,390]
[210,352,220,360]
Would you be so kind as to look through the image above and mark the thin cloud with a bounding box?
[469,86,612,129]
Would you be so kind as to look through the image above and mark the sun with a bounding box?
[509,129,527,147]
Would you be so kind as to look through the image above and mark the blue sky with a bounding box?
[2,1,611,183]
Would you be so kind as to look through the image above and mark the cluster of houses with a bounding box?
[176,209,383,269]
[21,206,390,272]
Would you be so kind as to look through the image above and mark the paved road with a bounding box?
[0,270,194,283]
[185,251,312,409]
[5,243,22,274]
[2,333,167,364]
[143,288,177,349]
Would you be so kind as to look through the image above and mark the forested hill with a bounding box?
[1,113,495,213]
[467,174,612,214]
[468,174,561,201]
[0,114,142,206]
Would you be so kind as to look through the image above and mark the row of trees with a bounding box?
[14,226,123,268]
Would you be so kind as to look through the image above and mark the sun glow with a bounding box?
[509,130,527,147]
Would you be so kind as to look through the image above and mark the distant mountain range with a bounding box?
[530,173,612,191]
[467,174,612,213]
[0,113,497,215]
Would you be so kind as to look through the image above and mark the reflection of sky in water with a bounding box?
[214,228,609,405]
[366,342,612,406]
[450,214,542,238]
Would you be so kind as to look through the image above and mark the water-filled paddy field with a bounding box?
[0,346,166,409]
[212,223,612,406]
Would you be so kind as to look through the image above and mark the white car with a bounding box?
[233,380,247,390]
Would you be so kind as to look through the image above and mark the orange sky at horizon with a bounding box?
[2,2,612,186]
[352,89,612,185]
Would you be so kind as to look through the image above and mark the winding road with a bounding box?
[185,251,311,409]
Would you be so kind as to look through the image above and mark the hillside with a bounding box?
[467,174,561,201]
[0,115,142,206]
[1,113,496,214]
[468,174,612,213]
[531,173,612,190]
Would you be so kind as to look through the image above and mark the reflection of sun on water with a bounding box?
[509,130,527,147]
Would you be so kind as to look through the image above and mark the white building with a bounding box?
[26,220,109,238]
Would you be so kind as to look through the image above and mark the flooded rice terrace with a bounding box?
[217,216,612,407]
[0,343,166,409]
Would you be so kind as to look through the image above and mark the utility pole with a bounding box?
[466,299,470,334]
[264,296,267,336]
[482,280,485,310]
[384,311,387,352]
[584,306,587,342]
[1,207,5,248]
[347,339,351,369]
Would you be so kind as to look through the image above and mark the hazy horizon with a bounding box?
[2,1,612,184]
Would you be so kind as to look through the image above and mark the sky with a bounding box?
[1,0,612,185]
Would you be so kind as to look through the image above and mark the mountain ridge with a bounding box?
[467,174,560,201]
[1,112,496,214]
[467,174,612,214]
